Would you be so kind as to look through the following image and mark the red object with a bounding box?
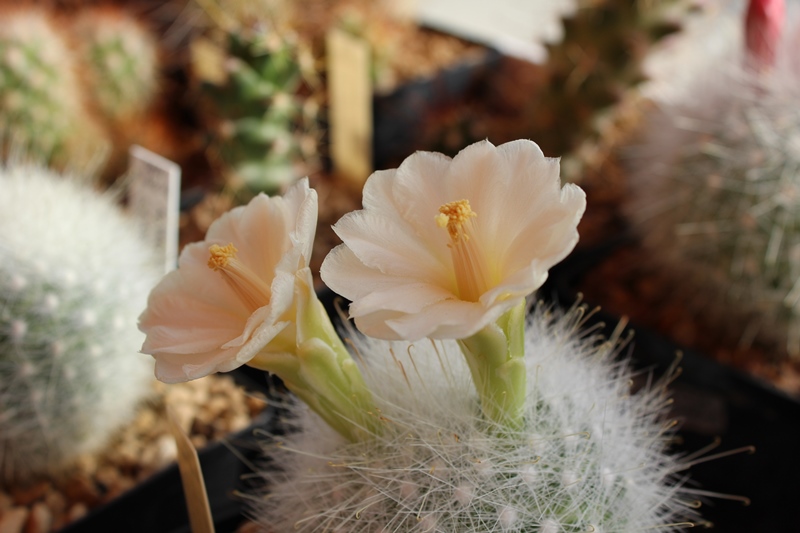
[745,0,785,68]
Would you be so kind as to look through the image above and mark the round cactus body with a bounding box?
[0,164,158,482]
[73,9,160,122]
[0,9,104,169]
[252,306,693,532]
[627,14,800,356]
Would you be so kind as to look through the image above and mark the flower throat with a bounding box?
[436,199,490,302]
[208,243,271,312]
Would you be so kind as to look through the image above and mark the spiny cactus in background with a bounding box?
[73,8,160,123]
[626,2,800,355]
[422,0,694,179]
[0,9,106,172]
[537,0,695,179]
[191,8,318,197]
[0,164,159,482]
[253,305,698,532]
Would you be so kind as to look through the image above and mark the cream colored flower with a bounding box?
[139,179,317,383]
[321,140,586,340]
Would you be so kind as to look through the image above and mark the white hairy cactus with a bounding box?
[252,305,693,532]
[0,164,158,482]
[627,5,800,355]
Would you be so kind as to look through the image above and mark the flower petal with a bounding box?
[153,347,243,383]
[324,246,462,338]
[139,243,250,356]
[391,149,454,229]
[504,183,586,274]
[349,281,453,317]
[322,139,585,342]
[140,179,318,382]
[332,210,450,284]
[383,298,512,340]
[321,244,419,300]
[361,169,398,211]
[283,178,318,265]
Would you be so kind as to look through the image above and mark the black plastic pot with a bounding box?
[372,48,502,170]
[544,242,800,532]
[59,379,276,533]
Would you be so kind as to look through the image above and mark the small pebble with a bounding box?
[134,409,157,435]
[24,503,51,533]
[155,435,178,467]
[94,466,119,490]
[229,413,250,432]
[10,483,50,507]
[62,477,97,506]
[190,435,207,449]
[66,503,87,523]
[42,491,65,516]
[1,372,265,531]
[0,493,12,512]
[0,507,29,533]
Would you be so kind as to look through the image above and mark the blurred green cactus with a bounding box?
[194,27,317,196]
[0,9,105,171]
[74,9,160,122]
[538,0,694,179]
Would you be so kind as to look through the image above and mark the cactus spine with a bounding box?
[252,305,695,532]
[626,4,800,356]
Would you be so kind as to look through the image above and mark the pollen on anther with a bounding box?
[436,199,477,241]
[208,243,238,271]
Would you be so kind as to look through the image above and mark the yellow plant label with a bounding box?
[326,28,372,186]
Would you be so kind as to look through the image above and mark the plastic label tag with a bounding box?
[128,145,181,274]
[415,0,572,63]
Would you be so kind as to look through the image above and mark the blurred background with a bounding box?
[3,0,800,530]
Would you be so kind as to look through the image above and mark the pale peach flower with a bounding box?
[139,179,317,383]
[321,140,585,340]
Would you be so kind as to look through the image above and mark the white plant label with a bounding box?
[415,0,575,64]
[128,145,181,274]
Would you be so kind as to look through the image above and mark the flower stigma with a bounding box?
[207,243,271,312]
[435,200,490,302]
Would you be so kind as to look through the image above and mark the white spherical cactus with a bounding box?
[252,305,693,532]
[0,164,159,482]
[627,7,800,355]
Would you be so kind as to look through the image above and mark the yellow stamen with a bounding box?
[436,199,477,243]
[207,242,271,312]
[208,243,238,271]
[435,200,490,302]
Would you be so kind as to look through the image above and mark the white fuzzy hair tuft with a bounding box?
[250,304,694,532]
